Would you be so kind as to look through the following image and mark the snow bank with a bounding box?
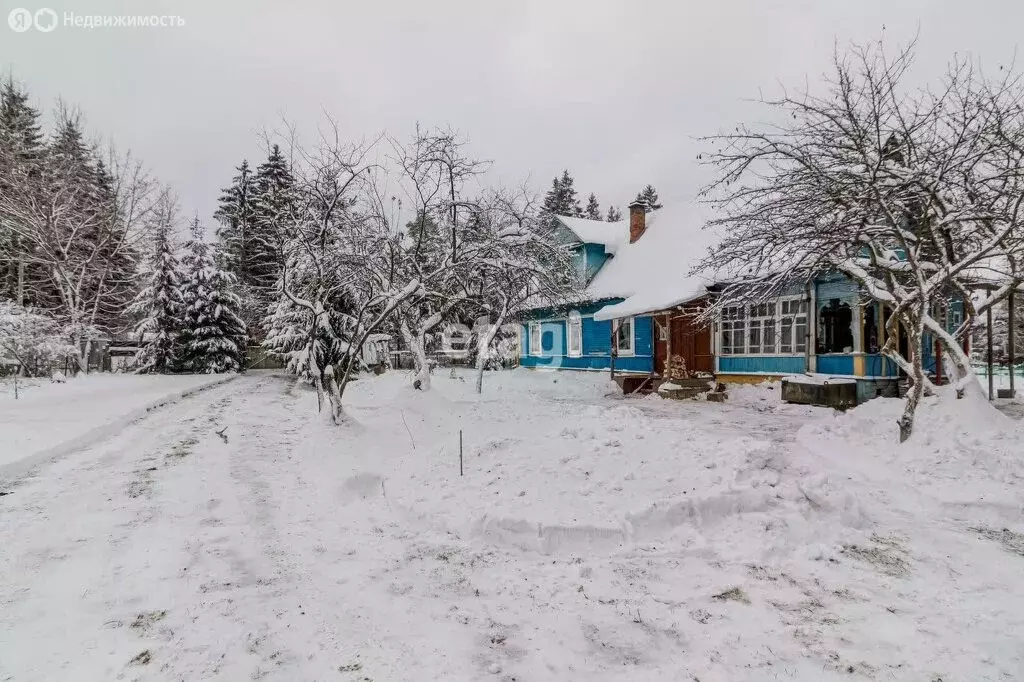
[798,382,1024,484]
[0,372,238,478]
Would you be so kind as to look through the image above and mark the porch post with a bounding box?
[805,281,814,373]
[610,323,616,380]
[1009,288,1016,397]
[987,305,994,401]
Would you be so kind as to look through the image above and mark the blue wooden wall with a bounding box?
[816,355,855,375]
[583,243,609,282]
[718,356,806,374]
[863,354,899,377]
[520,313,653,374]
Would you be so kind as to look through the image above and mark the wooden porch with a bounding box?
[611,299,717,397]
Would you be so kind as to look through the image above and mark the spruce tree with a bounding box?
[584,193,601,220]
[542,170,583,217]
[606,205,623,222]
[633,184,662,211]
[178,218,247,373]
[0,76,44,166]
[250,144,295,292]
[0,78,45,303]
[129,210,183,373]
[214,160,256,285]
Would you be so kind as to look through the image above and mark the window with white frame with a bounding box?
[779,298,808,354]
[529,322,542,356]
[720,305,746,355]
[747,303,776,354]
[567,311,582,357]
[614,317,634,355]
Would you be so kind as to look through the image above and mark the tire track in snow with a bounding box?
[0,375,267,681]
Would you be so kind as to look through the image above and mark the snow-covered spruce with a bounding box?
[177,217,247,373]
[128,193,184,374]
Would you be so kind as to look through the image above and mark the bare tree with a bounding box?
[263,122,442,422]
[0,119,158,371]
[468,186,581,393]
[699,38,1024,441]
[387,126,489,391]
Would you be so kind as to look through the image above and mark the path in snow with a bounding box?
[1,371,1022,681]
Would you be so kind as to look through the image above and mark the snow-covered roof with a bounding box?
[555,215,627,253]
[589,203,718,321]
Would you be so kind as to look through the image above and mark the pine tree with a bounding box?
[129,205,184,373]
[606,205,623,222]
[584,193,601,220]
[178,218,247,373]
[633,184,662,211]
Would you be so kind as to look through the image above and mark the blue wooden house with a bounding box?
[519,202,717,384]
[518,201,967,402]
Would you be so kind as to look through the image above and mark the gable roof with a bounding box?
[588,203,718,321]
[555,215,626,254]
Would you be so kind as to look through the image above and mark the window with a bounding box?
[863,303,879,353]
[614,317,634,356]
[779,299,808,354]
[818,300,853,354]
[529,322,542,356]
[720,305,746,355]
[747,303,776,354]
[949,304,963,332]
[567,312,582,358]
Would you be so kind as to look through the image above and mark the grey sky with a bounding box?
[2,0,1022,227]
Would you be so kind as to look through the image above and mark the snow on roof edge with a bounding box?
[592,287,711,321]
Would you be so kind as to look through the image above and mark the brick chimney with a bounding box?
[628,200,647,243]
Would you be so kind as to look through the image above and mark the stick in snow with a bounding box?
[400,410,416,450]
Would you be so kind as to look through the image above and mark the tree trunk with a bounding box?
[474,306,507,394]
[325,364,343,424]
[898,314,927,443]
[474,325,499,394]
[400,320,431,390]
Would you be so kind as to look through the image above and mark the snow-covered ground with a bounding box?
[0,373,235,474]
[1,369,1022,681]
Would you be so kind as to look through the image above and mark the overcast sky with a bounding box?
[2,0,1023,228]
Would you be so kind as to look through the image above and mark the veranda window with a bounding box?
[747,303,776,354]
[720,306,746,355]
[779,299,808,354]
[818,300,853,353]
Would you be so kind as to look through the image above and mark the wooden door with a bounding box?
[653,314,669,376]
[670,312,715,375]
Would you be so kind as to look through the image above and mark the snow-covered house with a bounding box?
[518,201,969,402]
[518,202,717,388]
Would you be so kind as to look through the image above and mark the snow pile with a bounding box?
[799,383,1024,485]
